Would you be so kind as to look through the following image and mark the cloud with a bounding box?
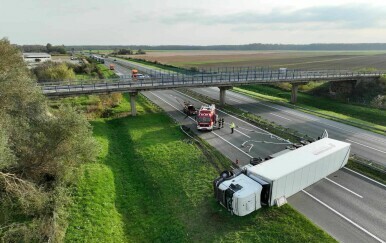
[160,4,386,29]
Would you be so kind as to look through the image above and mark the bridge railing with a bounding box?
[39,70,384,94]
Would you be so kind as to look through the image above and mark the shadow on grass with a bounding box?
[92,115,189,242]
[90,111,335,242]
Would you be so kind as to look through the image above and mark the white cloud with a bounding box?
[1,0,386,44]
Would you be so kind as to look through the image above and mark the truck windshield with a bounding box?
[197,116,211,123]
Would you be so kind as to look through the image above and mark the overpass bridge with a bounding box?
[39,68,383,116]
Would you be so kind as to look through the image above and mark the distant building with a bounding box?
[23,53,51,66]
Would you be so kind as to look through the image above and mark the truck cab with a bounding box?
[215,173,263,216]
[197,104,217,131]
[131,69,138,78]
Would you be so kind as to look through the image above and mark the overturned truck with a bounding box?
[213,137,351,216]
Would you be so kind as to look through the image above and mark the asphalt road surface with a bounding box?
[107,58,386,243]
[191,87,386,167]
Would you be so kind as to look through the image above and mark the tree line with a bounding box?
[17,43,66,54]
[67,43,386,51]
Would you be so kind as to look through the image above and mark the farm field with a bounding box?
[129,50,386,70]
[63,94,335,242]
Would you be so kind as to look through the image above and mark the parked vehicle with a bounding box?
[183,102,197,116]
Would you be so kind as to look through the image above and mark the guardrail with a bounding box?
[39,69,384,95]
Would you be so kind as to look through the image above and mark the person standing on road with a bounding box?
[230,122,235,134]
[221,118,224,128]
[218,119,222,129]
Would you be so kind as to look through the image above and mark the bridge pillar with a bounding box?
[219,86,232,106]
[291,84,299,104]
[130,92,138,116]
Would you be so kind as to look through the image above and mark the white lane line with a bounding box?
[346,139,386,154]
[235,129,251,138]
[228,97,242,104]
[149,91,253,159]
[270,113,291,121]
[343,167,386,189]
[227,89,386,143]
[175,90,292,145]
[324,177,363,198]
[302,190,385,243]
[175,90,273,137]
[212,131,253,158]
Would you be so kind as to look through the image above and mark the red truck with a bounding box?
[197,104,218,131]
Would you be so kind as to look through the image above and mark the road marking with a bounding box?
[149,91,253,159]
[175,90,292,145]
[302,190,385,243]
[211,131,253,158]
[235,129,251,138]
[324,177,363,198]
[227,89,386,143]
[343,167,386,189]
[228,97,242,104]
[175,90,274,137]
[248,144,254,153]
[346,139,386,154]
[270,113,291,121]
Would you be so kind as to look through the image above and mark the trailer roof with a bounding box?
[247,138,350,180]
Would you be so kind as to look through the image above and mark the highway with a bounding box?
[105,58,386,243]
[190,87,386,166]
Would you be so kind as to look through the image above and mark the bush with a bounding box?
[33,62,76,82]
[0,38,98,242]
[370,95,385,109]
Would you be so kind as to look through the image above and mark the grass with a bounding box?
[234,86,386,134]
[64,94,335,242]
[346,160,386,185]
[97,64,119,79]
[75,73,96,80]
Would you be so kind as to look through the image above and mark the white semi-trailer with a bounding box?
[213,137,351,216]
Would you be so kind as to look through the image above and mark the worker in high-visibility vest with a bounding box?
[230,122,235,134]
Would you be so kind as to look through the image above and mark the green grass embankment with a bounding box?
[347,160,386,185]
[234,85,386,134]
[97,64,119,79]
[64,94,335,242]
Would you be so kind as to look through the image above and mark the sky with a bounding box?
[1,0,386,45]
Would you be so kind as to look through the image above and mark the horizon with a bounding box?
[17,42,386,47]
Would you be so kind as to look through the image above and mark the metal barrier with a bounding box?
[39,69,384,96]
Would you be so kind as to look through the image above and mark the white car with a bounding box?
[136,74,150,79]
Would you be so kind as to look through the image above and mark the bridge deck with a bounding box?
[39,70,382,97]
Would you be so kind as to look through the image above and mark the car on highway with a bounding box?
[136,74,150,80]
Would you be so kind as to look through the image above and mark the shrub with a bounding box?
[0,38,98,241]
[33,62,75,82]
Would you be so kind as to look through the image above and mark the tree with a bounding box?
[136,49,146,55]
[0,38,97,241]
[117,49,133,55]
[46,43,52,52]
